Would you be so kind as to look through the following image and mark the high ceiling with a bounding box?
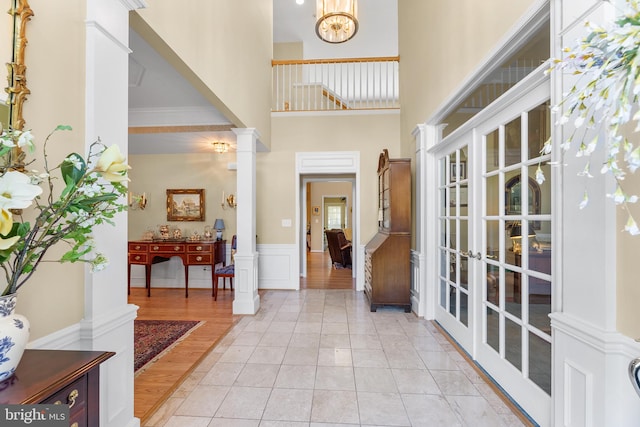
[128,0,398,155]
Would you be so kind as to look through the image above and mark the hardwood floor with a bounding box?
[130,249,347,423]
[300,250,355,289]
[129,286,238,422]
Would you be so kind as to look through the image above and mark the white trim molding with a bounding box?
[257,244,299,290]
[551,312,640,427]
[295,151,361,291]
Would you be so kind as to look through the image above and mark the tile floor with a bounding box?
[143,289,530,427]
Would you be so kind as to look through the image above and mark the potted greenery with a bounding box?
[0,125,129,379]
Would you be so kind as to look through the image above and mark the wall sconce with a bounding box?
[212,142,229,153]
[128,192,147,210]
[221,191,237,209]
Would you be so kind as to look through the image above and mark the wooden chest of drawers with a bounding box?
[0,350,114,427]
[128,240,226,297]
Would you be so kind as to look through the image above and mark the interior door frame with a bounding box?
[296,151,360,286]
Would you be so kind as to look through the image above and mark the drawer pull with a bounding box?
[68,389,79,408]
[135,255,140,261]
[196,246,202,251]
[196,256,202,262]
[153,246,159,250]
[135,245,141,250]
[174,246,180,251]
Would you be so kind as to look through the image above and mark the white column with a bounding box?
[82,1,145,426]
[412,124,427,318]
[232,128,260,314]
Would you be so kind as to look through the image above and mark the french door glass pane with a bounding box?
[486,175,500,216]
[505,318,522,371]
[486,308,500,352]
[505,117,521,167]
[460,292,468,326]
[527,101,551,161]
[486,129,499,173]
[529,332,551,395]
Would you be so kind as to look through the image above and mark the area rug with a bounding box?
[134,320,203,374]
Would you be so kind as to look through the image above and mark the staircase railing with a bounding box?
[272,56,400,112]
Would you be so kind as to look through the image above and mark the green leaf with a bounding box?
[61,153,87,186]
[55,125,73,131]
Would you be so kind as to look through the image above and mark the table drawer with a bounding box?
[128,253,148,264]
[42,375,87,426]
[150,244,185,253]
[187,243,213,253]
[128,242,148,252]
[187,253,212,264]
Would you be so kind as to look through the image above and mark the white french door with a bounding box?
[433,73,552,425]
[435,138,474,350]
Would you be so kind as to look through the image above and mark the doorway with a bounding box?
[300,179,356,290]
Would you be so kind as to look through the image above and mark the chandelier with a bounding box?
[212,142,228,153]
[315,0,358,44]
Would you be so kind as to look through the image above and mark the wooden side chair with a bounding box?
[213,235,236,300]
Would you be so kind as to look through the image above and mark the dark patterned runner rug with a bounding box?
[134,319,203,373]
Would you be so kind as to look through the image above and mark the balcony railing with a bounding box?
[272,56,400,112]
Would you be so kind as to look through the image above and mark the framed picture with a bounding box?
[312,206,320,216]
[450,161,466,181]
[166,189,205,221]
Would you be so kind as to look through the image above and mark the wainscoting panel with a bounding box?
[257,244,299,290]
[410,250,421,316]
[551,312,640,427]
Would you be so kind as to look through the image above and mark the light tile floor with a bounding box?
[143,289,530,427]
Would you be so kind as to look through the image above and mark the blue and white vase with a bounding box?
[0,294,30,380]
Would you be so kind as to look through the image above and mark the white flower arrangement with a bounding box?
[543,0,640,235]
[0,125,129,295]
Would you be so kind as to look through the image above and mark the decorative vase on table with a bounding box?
[0,294,30,380]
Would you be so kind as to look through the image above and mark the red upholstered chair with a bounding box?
[213,235,236,300]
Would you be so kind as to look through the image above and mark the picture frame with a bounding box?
[166,189,205,221]
[450,161,466,181]
[312,206,320,216]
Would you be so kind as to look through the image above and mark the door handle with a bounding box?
[461,251,482,260]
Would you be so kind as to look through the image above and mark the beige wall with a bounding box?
[8,0,87,339]
[617,136,640,338]
[132,0,273,147]
[274,42,303,61]
[398,0,536,149]
[264,113,401,245]
[128,153,237,241]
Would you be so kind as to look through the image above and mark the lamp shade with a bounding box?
[510,223,535,238]
[213,219,225,230]
[315,0,358,44]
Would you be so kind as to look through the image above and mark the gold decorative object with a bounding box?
[5,0,33,131]
[226,194,237,208]
[315,0,358,44]
[128,191,147,210]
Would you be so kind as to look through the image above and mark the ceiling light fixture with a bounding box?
[296,0,304,4]
[212,142,228,153]
[315,0,358,44]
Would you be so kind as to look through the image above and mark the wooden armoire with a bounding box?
[364,149,411,312]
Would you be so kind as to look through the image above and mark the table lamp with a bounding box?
[214,218,225,241]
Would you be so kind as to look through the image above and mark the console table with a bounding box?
[128,240,226,297]
[0,349,115,427]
